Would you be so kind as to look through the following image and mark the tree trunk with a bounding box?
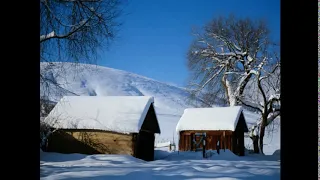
[259,125,266,155]
[252,136,260,153]
[259,136,264,154]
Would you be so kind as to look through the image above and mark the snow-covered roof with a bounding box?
[44,96,159,134]
[176,106,248,132]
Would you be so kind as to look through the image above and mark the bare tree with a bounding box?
[187,15,280,154]
[40,0,123,111]
[241,60,280,154]
[187,15,271,106]
[40,0,122,60]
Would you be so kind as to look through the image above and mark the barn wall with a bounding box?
[47,129,134,155]
[234,115,246,156]
[179,130,234,152]
[140,103,160,134]
[178,112,247,156]
[132,103,158,161]
[134,130,155,161]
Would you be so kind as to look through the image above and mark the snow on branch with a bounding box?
[40,18,91,43]
[224,72,246,76]
[248,57,268,81]
[247,55,253,62]
[233,70,254,96]
[266,111,280,126]
[216,52,237,56]
[249,69,258,76]
[199,66,225,90]
[254,110,280,130]
[259,63,280,81]
[197,40,215,49]
[208,32,243,53]
[257,57,267,70]
[268,93,280,102]
[40,0,98,43]
[40,31,55,42]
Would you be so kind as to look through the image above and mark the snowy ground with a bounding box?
[40,149,280,180]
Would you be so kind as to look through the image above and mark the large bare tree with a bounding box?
[40,0,122,105]
[187,15,280,154]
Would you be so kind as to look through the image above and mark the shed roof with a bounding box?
[176,106,248,133]
[44,96,160,134]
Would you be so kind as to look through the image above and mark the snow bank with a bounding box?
[154,150,172,160]
[40,152,87,162]
[272,149,280,156]
[163,149,240,161]
[41,151,280,179]
[205,149,240,159]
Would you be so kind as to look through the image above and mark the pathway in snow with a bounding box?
[40,150,280,180]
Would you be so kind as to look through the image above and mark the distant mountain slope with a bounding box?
[40,62,279,154]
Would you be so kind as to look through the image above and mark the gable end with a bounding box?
[140,103,161,134]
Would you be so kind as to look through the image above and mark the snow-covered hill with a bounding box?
[40,62,280,155]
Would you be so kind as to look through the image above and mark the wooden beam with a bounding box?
[180,130,233,136]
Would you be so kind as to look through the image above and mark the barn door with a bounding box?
[192,133,206,151]
[135,131,155,161]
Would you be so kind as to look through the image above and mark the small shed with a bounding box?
[44,96,161,161]
[176,106,249,156]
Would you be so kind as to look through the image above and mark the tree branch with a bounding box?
[40,17,92,43]
[238,98,263,113]
[266,110,280,126]
[196,66,225,91]
[260,63,280,81]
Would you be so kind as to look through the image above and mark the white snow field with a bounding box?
[40,62,280,179]
[40,149,280,180]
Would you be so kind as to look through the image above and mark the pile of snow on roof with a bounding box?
[44,96,156,134]
[176,106,246,132]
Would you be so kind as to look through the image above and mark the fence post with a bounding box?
[203,134,206,158]
[223,131,226,152]
[191,133,194,151]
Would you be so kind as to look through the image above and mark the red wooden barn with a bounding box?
[176,106,249,156]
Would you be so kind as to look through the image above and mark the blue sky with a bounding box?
[98,0,280,87]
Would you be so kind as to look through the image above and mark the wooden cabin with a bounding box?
[176,106,249,156]
[44,96,161,161]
